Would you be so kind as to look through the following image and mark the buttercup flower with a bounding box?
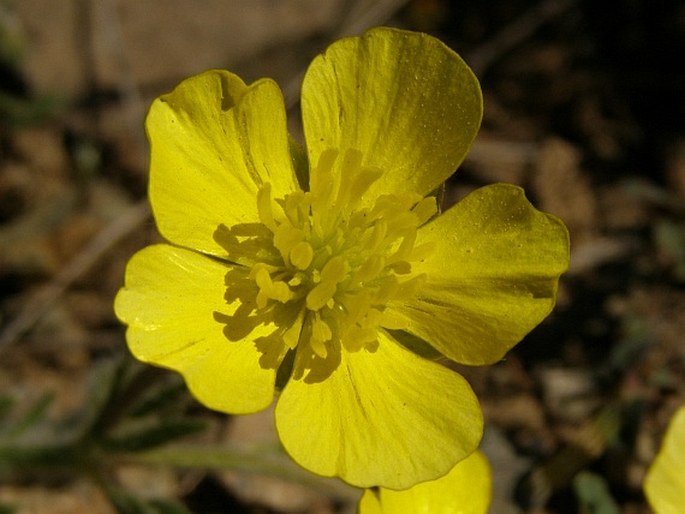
[115,27,569,489]
[644,406,685,514]
[358,450,491,514]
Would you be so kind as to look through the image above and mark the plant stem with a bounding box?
[117,444,361,502]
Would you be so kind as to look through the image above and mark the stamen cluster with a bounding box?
[219,149,436,380]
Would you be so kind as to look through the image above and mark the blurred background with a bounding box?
[1,0,685,512]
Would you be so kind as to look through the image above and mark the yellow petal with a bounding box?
[644,406,685,514]
[274,330,483,489]
[383,184,569,365]
[358,450,492,514]
[301,27,481,204]
[114,244,276,414]
[147,70,298,257]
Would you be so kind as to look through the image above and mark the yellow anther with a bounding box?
[254,266,292,308]
[270,281,292,303]
[310,316,332,358]
[341,329,370,352]
[349,167,384,203]
[310,149,338,211]
[320,256,349,283]
[395,273,426,299]
[273,224,305,264]
[288,274,303,286]
[389,211,419,233]
[367,220,388,251]
[312,317,332,342]
[374,276,400,304]
[355,254,385,283]
[364,308,382,326]
[242,149,441,372]
[412,196,438,225]
[334,149,363,209]
[290,241,314,270]
[306,281,337,311]
[282,190,309,227]
[389,231,417,263]
[254,266,272,289]
[283,310,304,349]
[306,257,349,310]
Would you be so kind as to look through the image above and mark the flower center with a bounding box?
[215,149,436,382]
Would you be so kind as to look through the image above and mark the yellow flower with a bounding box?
[115,27,569,489]
[358,450,491,514]
[644,406,685,514]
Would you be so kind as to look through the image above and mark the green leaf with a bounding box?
[573,471,620,514]
[0,91,63,128]
[654,219,685,281]
[148,499,194,514]
[78,356,127,435]
[129,380,188,418]
[0,442,80,476]
[106,487,159,514]
[7,392,54,437]
[0,395,15,422]
[102,418,207,452]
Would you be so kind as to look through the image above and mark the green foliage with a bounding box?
[654,218,685,281]
[0,91,63,128]
[0,0,23,66]
[0,353,358,512]
[5,392,54,438]
[0,396,13,420]
[574,471,620,514]
[0,355,206,510]
[101,417,207,453]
